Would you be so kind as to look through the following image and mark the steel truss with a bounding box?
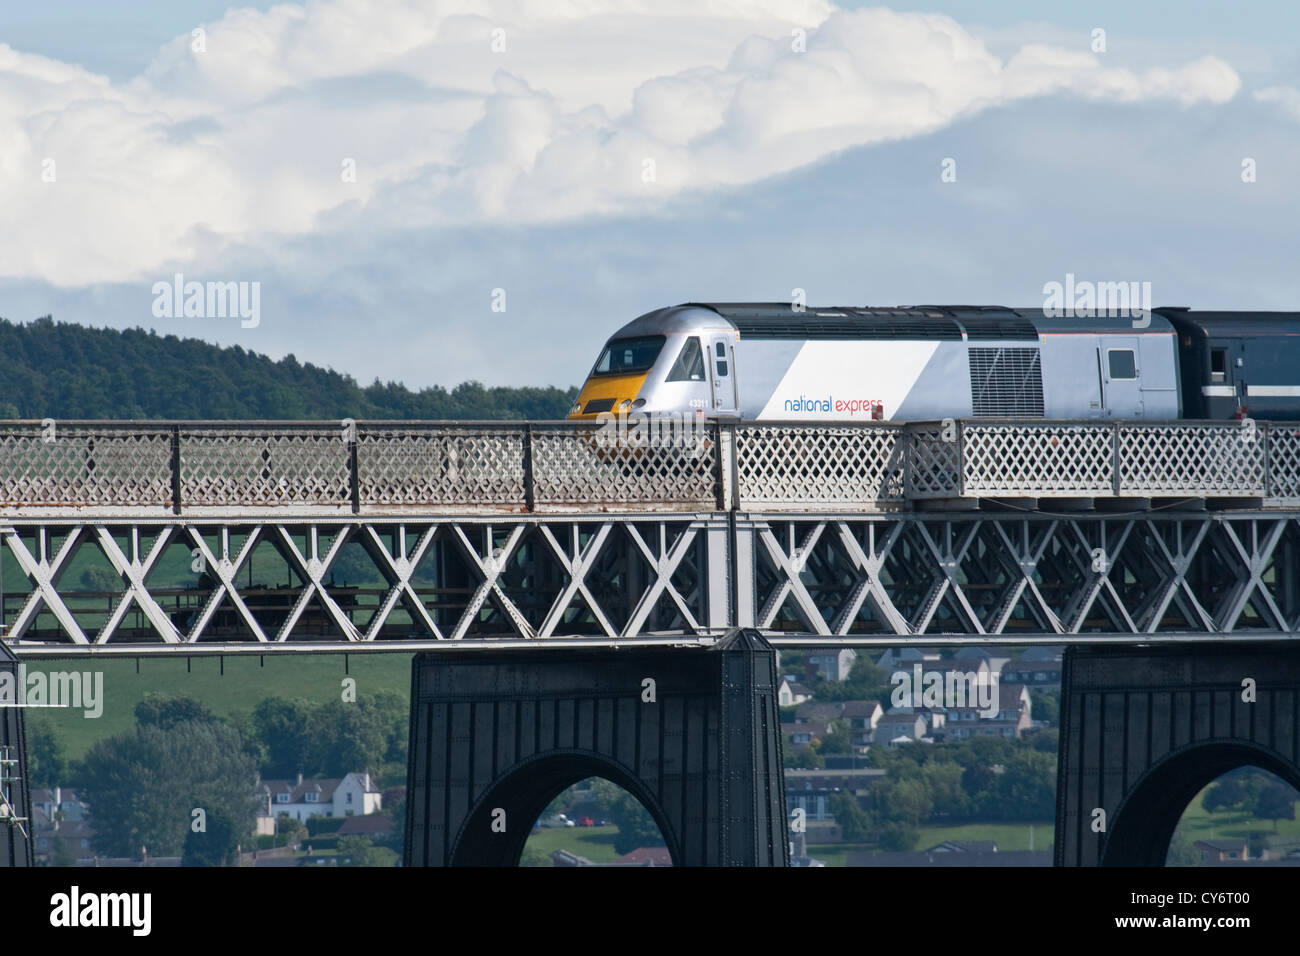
[2,510,1298,654]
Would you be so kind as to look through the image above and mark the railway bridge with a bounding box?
[0,418,1298,866]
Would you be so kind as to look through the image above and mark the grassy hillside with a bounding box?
[25,654,412,761]
[0,316,576,420]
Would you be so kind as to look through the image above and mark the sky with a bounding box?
[0,1,1297,390]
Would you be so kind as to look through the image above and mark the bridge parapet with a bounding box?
[0,419,1295,516]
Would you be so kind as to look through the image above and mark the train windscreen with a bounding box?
[593,335,665,375]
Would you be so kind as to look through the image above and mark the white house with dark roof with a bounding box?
[258,772,383,822]
[806,648,858,682]
[779,678,813,707]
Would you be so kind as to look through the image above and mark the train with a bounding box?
[566,303,1300,423]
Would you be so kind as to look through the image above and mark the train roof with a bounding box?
[1155,309,1300,338]
[610,304,1300,343]
[688,303,1175,338]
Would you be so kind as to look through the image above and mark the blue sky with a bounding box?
[1,2,1297,388]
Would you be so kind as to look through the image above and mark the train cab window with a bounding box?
[593,335,665,376]
[1107,348,1137,380]
[1210,349,1227,383]
[666,337,705,382]
[714,341,728,377]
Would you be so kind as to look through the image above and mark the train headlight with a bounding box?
[569,400,581,415]
[631,399,646,409]
[618,399,632,412]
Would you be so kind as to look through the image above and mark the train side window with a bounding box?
[1210,349,1227,383]
[666,337,705,382]
[714,341,728,377]
[1107,348,1136,380]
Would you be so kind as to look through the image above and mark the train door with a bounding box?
[707,333,738,417]
[1100,336,1142,417]
[1204,339,1242,418]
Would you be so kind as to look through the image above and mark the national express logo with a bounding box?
[783,396,883,418]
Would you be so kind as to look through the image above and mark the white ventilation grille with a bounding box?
[969,347,1045,417]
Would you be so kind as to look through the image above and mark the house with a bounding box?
[1195,839,1249,863]
[952,646,1012,676]
[337,814,394,838]
[841,700,883,749]
[779,678,814,707]
[873,709,927,745]
[943,683,1032,740]
[785,767,885,822]
[31,786,89,823]
[1001,658,1063,688]
[806,648,858,682]
[785,721,831,747]
[876,647,941,670]
[259,772,383,822]
[794,701,846,724]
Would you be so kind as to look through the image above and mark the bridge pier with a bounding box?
[403,629,789,866]
[0,642,33,867]
[1055,643,1300,866]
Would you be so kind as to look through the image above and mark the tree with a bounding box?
[251,697,317,778]
[24,714,66,788]
[1255,782,1297,831]
[77,721,261,858]
[135,693,216,730]
[877,823,917,852]
[182,807,240,866]
[586,779,665,855]
[1202,776,1248,814]
[872,775,934,827]
[337,835,383,866]
[1030,690,1060,726]
[829,792,873,843]
[818,720,852,755]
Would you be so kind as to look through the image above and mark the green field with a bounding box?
[1175,788,1300,842]
[26,652,413,760]
[522,825,623,863]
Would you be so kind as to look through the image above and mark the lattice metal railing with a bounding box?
[1118,423,1266,496]
[961,422,1113,496]
[0,425,172,506]
[735,424,907,509]
[181,426,351,508]
[0,419,1297,513]
[530,422,718,511]
[358,425,526,510]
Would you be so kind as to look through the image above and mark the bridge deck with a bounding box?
[0,419,1294,517]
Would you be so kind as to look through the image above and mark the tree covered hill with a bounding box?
[0,316,577,419]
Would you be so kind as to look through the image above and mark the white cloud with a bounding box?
[0,1,1241,286]
[1254,85,1300,121]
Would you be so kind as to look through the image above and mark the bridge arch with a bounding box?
[404,632,788,866]
[449,751,680,866]
[1056,643,1300,866]
[1102,741,1300,866]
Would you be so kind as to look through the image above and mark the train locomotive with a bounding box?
[567,303,1300,423]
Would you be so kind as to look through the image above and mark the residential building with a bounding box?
[841,699,883,749]
[259,772,383,823]
[1195,839,1249,863]
[785,721,832,747]
[943,683,1032,740]
[1001,658,1063,688]
[806,648,858,682]
[779,678,813,707]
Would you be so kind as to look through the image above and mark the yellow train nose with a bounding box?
[567,374,647,420]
